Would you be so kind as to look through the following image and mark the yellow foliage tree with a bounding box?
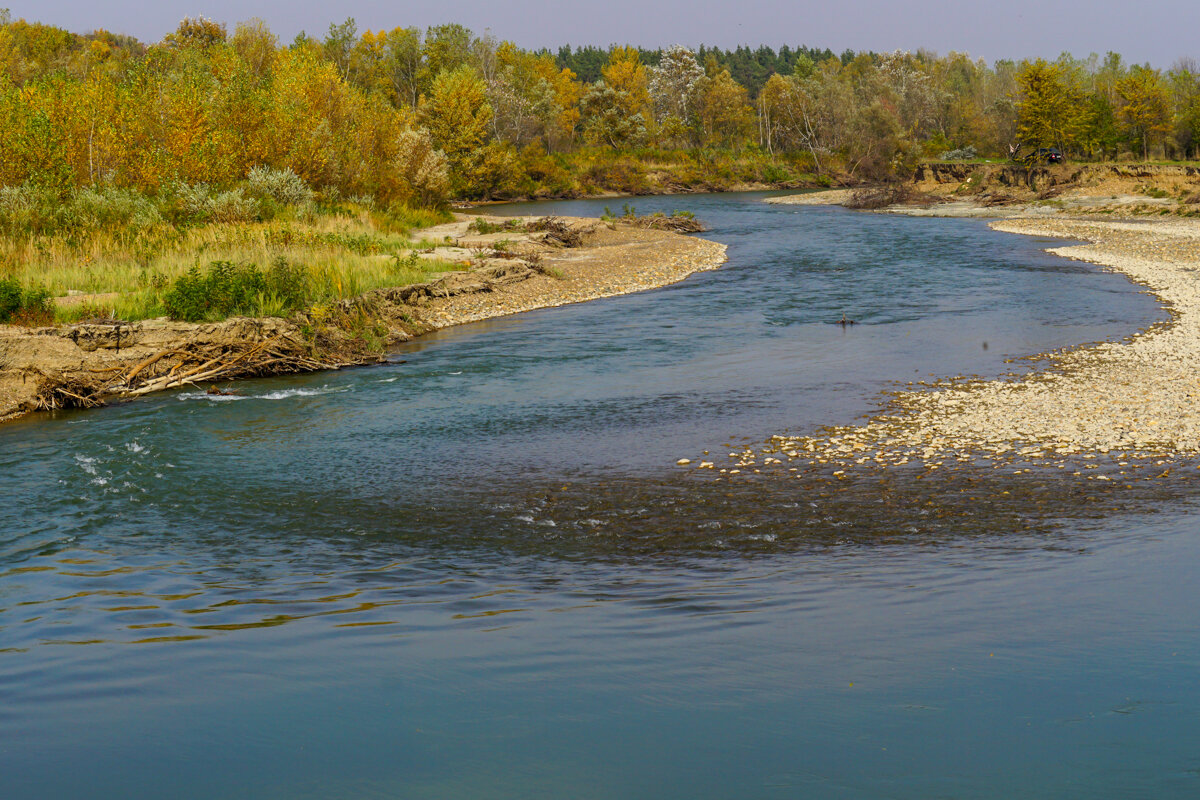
[1117,65,1171,160]
[601,45,649,121]
[420,64,492,195]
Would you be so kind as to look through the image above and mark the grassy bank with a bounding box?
[0,174,458,325]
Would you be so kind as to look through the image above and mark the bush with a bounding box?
[0,277,53,324]
[581,158,651,194]
[210,188,258,223]
[761,164,795,184]
[0,185,61,237]
[165,183,259,225]
[162,258,313,322]
[0,277,21,320]
[940,145,978,161]
[247,166,315,206]
[73,186,163,230]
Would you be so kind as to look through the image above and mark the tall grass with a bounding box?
[0,172,456,324]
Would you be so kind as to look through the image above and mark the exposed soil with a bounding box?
[0,216,726,425]
[770,162,1200,219]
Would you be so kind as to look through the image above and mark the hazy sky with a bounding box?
[7,0,1197,67]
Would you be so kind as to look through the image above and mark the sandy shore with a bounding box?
[412,219,727,328]
[763,190,854,206]
[724,216,1200,476]
[0,218,726,424]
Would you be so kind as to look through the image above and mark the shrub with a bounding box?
[162,258,316,321]
[246,166,315,206]
[164,183,259,224]
[210,188,259,223]
[761,164,795,184]
[73,186,163,230]
[0,277,53,324]
[581,158,651,194]
[0,277,21,320]
[169,182,215,223]
[163,261,268,321]
[940,145,978,161]
[0,185,60,237]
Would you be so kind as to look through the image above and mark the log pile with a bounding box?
[623,213,707,233]
[32,333,372,412]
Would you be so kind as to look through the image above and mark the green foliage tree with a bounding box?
[423,23,472,85]
[322,17,357,80]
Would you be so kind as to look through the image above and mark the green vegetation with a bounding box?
[0,172,455,324]
[0,276,51,324]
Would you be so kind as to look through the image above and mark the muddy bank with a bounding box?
[0,217,726,424]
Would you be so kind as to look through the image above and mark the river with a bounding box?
[3,193,1198,798]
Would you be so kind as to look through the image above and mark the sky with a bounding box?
[7,0,1198,67]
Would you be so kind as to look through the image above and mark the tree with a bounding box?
[696,68,753,147]
[580,81,647,147]
[230,18,277,82]
[423,23,472,84]
[1116,65,1170,160]
[419,64,493,195]
[648,45,705,144]
[323,17,357,80]
[1014,59,1085,154]
[166,16,226,50]
[600,45,649,120]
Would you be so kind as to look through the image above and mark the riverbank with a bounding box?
[0,216,726,423]
[727,214,1200,476]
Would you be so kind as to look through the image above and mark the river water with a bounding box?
[3,193,1198,798]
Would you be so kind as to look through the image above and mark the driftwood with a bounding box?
[31,331,371,412]
[622,213,707,233]
[526,216,585,247]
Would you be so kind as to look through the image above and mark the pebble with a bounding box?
[716,216,1200,476]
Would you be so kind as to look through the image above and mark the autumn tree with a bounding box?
[230,18,277,82]
[600,46,650,121]
[580,46,650,147]
[1117,65,1171,160]
[420,64,494,195]
[423,24,472,85]
[166,16,226,50]
[1170,59,1200,159]
[1014,59,1085,154]
[696,68,753,147]
[322,17,356,80]
[378,27,423,107]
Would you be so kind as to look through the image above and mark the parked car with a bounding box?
[1036,147,1065,164]
[1009,143,1066,165]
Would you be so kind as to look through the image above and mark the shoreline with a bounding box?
[0,219,726,425]
[727,211,1200,477]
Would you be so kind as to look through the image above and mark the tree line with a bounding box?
[1,11,1199,204]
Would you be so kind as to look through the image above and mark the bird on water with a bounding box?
[838,312,856,326]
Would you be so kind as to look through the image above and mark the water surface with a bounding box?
[3,194,1197,799]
